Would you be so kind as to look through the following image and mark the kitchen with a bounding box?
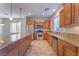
[0,3,79,56]
[26,3,79,56]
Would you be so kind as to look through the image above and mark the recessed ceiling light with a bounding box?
[53,9,56,12]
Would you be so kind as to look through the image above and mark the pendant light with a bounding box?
[20,8,22,20]
[19,8,22,24]
[9,3,13,21]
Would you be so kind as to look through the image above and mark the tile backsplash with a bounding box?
[60,26,79,34]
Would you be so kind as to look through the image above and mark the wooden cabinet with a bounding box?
[46,33,53,46]
[45,33,79,56]
[58,39,64,56]
[7,47,18,56]
[43,32,47,40]
[0,35,32,56]
[77,47,79,56]
[34,32,38,40]
[58,39,76,56]
[26,18,35,25]
[48,36,53,46]
[73,4,79,24]
[71,3,75,24]
[60,4,72,27]
[64,4,72,25]
[60,3,79,27]
[71,3,79,24]
[60,10,65,27]
[52,36,58,55]
[46,33,58,55]
[43,20,50,29]
[19,39,26,56]
[63,41,76,56]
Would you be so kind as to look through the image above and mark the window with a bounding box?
[10,22,21,33]
[0,24,4,36]
[11,34,21,42]
[10,21,21,42]
[54,16,60,32]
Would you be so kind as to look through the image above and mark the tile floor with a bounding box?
[25,40,56,56]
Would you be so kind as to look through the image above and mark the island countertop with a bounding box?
[0,33,32,50]
[48,31,79,47]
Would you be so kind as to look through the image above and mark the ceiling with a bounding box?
[0,3,62,19]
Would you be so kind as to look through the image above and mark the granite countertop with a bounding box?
[48,31,79,47]
[0,33,32,50]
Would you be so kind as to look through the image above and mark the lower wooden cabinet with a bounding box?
[7,47,18,56]
[52,36,58,55]
[58,39,77,56]
[63,42,77,56]
[46,33,53,46]
[58,39,64,56]
[34,32,38,40]
[0,35,32,56]
[44,33,79,56]
[77,47,79,56]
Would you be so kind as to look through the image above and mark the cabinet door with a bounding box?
[60,10,65,27]
[71,3,75,24]
[43,32,47,40]
[77,47,79,56]
[34,32,38,40]
[52,36,58,55]
[7,47,18,56]
[43,20,50,29]
[47,34,53,46]
[63,42,76,56]
[74,4,79,24]
[64,3,72,25]
[49,35,53,46]
[58,39,64,56]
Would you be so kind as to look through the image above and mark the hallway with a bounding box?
[25,40,56,56]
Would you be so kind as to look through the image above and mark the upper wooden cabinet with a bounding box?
[60,4,72,27]
[60,3,79,27]
[43,20,50,29]
[64,4,72,25]
[74,4,79,24]
[26,19,35,25]
[60,10,65,27]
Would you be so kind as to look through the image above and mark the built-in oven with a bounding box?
[37,30,43,40]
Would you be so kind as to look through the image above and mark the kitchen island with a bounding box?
[0,33,32,56]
